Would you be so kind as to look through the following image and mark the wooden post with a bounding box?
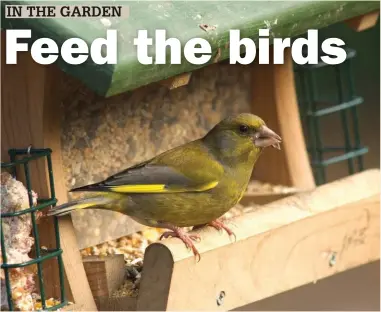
[1,31,97,310]
[251,47,315,190]
[345,10,380,32]
[137,169,380,310]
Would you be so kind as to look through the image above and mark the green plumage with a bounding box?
[49,113,281,230]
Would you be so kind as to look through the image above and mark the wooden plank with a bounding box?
[83,255,126,299]
[1,1,379,96]
[96,296,137,311]
[251,47,315,189]
[137,169,380,310]
[345,10,380,32]
[240,192,298,206]
[243,260,380,310]
[1,31,97,310]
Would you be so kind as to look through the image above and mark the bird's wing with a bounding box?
[70,141,224,194]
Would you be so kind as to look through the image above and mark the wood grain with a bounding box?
[345,10,380,32]
[251,47,315,190]
[1,31,97,310]
[137,169,380,310]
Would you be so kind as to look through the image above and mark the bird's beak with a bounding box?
[254,125,282,150]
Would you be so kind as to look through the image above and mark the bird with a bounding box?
[48,113,281,260]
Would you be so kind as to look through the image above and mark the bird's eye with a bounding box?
[239,125,249,134]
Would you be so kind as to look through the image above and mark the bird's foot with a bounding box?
[208,219,237,242]
[159,225,201,262]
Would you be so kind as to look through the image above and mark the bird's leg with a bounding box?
[158,223,201,261]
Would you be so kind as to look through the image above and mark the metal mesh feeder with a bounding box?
[1,148,67,311]
[295,47,368,185]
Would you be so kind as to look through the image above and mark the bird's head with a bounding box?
[203,113,282,160]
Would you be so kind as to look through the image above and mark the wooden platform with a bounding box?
[86,169,380,311]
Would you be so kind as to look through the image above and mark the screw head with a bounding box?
[216,291,225,306]
[329,252,337,267]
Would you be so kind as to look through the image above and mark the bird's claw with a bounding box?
[208,220,237,242]
[159,231,175,240]
[159,230,201,262]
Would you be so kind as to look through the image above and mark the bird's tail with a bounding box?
[47,196,115,217]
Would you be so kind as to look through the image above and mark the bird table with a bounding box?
[1,1,380,311]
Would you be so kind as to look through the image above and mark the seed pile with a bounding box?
[247,180,298,194]
[1,172,39,311]
[32,295,66,311]
[60,63,252,249]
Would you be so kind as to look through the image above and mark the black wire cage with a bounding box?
[1,148,68,311]
[295,46,368,185]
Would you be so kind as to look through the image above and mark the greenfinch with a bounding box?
[48,113,281,259]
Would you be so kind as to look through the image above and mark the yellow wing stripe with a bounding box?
[110,184,166,193]
[192,181,219,192]
[109,181,219,193]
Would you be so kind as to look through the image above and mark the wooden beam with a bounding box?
[345,10,380,32]
[251,47,315,190]
[137,169,380,310]
[1,31,97,310]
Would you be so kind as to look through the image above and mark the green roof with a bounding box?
[2,1,379,97]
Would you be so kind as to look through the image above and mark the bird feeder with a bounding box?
[295,47,368,185]
[1,1,379,311]
[1,149,67,311]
